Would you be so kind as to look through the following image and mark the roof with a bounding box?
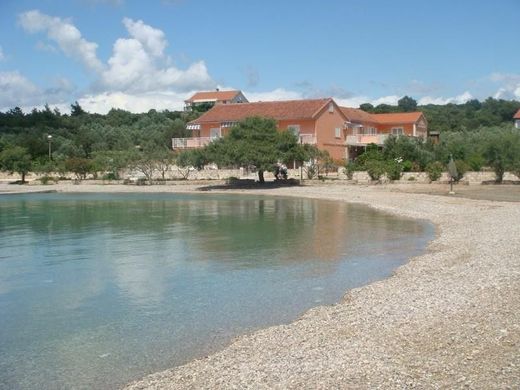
[189,98,334,124]
[340,107,377,123]
[185,90,242,103]
[514,109,520,119]
[373,112,424,124]
[340,108,424,125]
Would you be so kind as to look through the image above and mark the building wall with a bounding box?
[375,123,415,136]
[515,119,520,129]
[314,104,348,161]
[278,119,316,135]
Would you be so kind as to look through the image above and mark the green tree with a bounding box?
[70,101,86,116]
[204,116,303,183]
[398,96,418,112]
[0,146,32,183]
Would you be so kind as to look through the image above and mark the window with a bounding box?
[334,127,341,138]
[287,125,300,136]
[210,128,221,139]
[360,127,376,135]
[328,102,334,113]
[392,127,404,135]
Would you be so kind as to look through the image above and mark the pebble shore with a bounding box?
[2,182,519,388]
[123,185,519,389]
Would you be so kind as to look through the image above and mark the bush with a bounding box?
[102,172,118,181]
[344,161,357,180]
[385,160,403,181]
[453,160,469,182]
[467,154,485,171]
[39,175,57,185]
[401,160,413,172]
[425,161,444,182]
[366,160,386,181]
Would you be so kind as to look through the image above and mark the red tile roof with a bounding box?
[190,98,333,123]
[340,107,377,123]
[186,90,242,103]
[340,108,424,125]
[373,112,424,124]
[514,109,520,119]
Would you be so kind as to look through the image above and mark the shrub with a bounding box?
[453,160,469,182]
[344,161,356,180]
[425,161,444,182]
[39,175,57,185]
[64,158,93,180]
[385,160,403,181]
[366,160,386,181]
[401,160,413,172]
[467,154,485,171]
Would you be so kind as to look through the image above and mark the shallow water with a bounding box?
[0,193,432,389]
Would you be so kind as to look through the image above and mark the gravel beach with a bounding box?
[2,183,519,388]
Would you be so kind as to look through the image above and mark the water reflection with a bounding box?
[0,193,431,390]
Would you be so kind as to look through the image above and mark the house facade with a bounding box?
[342,108,428,159]
[173,97,428,161]
[184,90,248,111]
[515,109,520,129]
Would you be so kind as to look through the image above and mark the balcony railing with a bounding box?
[346,134,389,146]
[298,134,317,144]
[173,134,317,149]
[172,137,218,149]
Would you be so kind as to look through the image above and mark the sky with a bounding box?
[0,0,519,114]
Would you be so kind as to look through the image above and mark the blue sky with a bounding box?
[0,0,519,113]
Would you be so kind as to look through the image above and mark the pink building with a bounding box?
[174,96,428,161]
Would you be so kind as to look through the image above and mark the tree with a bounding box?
[65,157,93,180]
[0,146,32,183]
[398,96,418,112]
[70,101,86,116]
[204,117,303,183]
[153,149,176,180]
[359,103,374,112]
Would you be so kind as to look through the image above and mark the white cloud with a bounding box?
[18,10,104,73]
[418,91,473,105]
[0,71,40,108]
[122,17,166,57]
[100,17,215,93]
[335,95,400,108]
[489,73,520,100]
[77,90,190,114]
[0,71,77,111]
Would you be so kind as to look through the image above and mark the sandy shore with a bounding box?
[2,182,519,388]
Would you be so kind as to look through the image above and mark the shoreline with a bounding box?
[2,183,519,388]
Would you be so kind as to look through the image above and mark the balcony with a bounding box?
[173,134,317,149]
[298,134,317,144]
[346,134,389,146]
[172,137,217,149]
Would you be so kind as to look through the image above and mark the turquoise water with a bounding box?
[0,193,432,389]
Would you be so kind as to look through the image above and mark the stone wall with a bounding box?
[337,167,520,185]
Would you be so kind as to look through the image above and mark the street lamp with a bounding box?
[47,134,52,160]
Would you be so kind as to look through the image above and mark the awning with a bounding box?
[186,124,201,130]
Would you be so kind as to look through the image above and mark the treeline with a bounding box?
[1,97,520,183]
[0,102,201,182]
[361,96,520,133]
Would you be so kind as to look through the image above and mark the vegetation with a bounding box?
[181,117,308,183]
[0,102,199,182]
[1,96,519,183]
